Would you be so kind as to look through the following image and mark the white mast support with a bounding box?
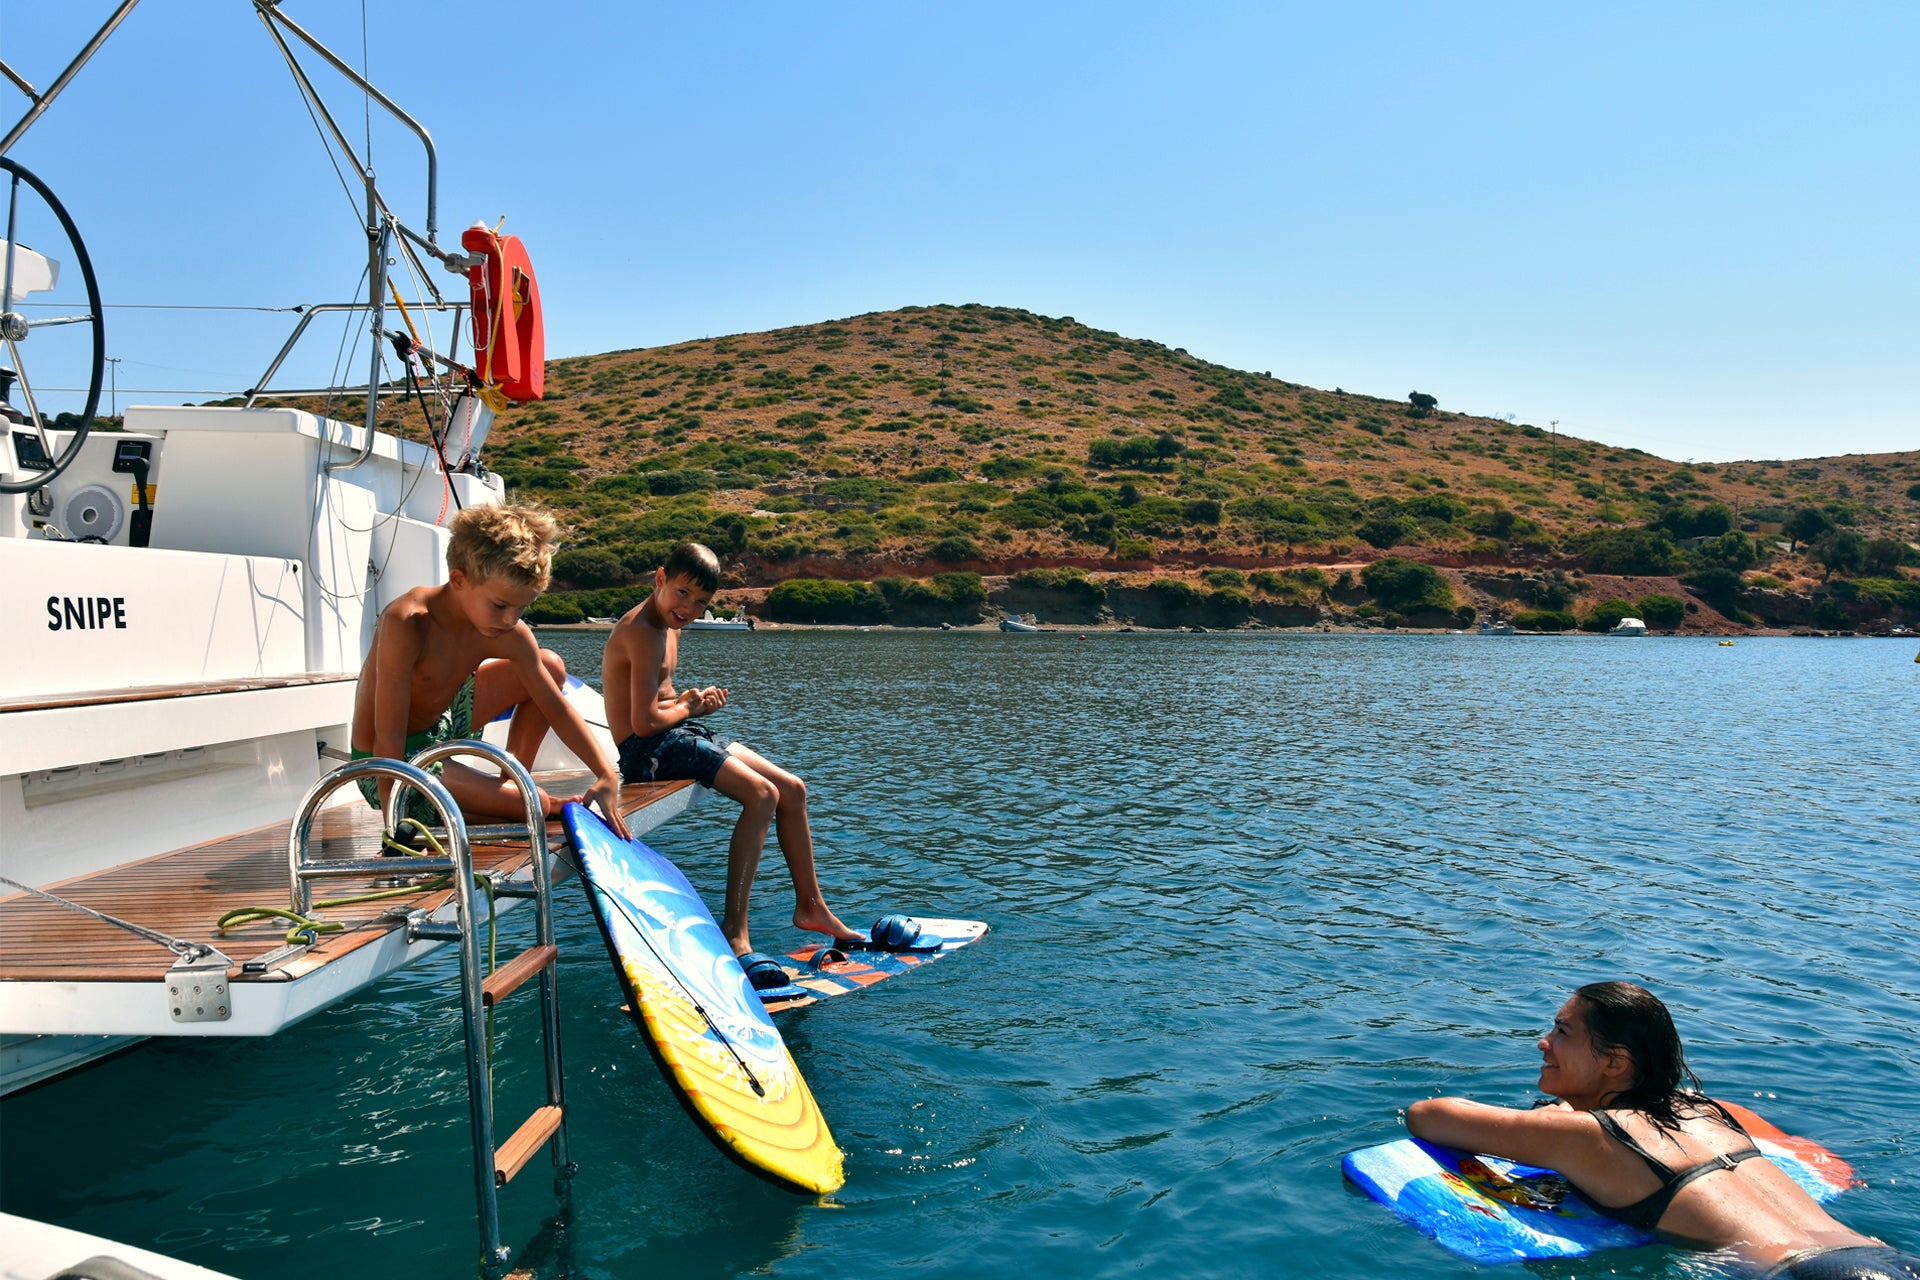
[336,177,393,474]
[0,0,145,155]
[252,0,443,252]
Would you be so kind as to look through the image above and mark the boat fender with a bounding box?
[462,221,545,403]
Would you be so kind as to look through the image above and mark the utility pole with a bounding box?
[106,356,120,419]
[1549,419,1559,481]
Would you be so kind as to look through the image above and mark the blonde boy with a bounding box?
[602,542,857,956]
[350,505,630,838]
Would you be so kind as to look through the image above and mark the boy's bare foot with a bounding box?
[793,904,865,946]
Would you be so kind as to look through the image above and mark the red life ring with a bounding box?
[462,221,545,402]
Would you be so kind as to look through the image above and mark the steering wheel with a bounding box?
[1,155,105,495]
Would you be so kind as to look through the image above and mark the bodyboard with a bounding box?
[1343,1101,1855,1264]
[760,919,989,1014]
[561,803,843,1193]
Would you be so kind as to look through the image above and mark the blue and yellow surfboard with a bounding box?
[1343,1102,1855,1263]
[562,803,843,1193]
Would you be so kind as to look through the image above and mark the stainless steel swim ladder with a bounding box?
[289,740,571,1280]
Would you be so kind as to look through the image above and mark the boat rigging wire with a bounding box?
[15,301,308,312]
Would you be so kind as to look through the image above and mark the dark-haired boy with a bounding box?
[603,542,860,955]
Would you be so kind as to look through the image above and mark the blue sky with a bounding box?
[5,2,1914,462]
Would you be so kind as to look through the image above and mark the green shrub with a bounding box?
[1655,502,1734,539]
[1088,431,1183,470]
[1404,493,1471,524]
[1116,537,1154,559]
[1830,576,1920,609]
[1691,530,1757,571]
[1183,498,1223,525]
[932,572,988,607]
[1146,578,1201,609]
[1512,609,1576,632]
[1636,594,1687,629]
[766,578,888,624]
[980,455,1039,481]
[872,573,983,617]
[1785,506,1834,547]
[642,468,718,496]
[753,536,814,562]
[1360,557,1453,612]
[1810,529,1866,578]
[1201,567,1247,589]
[819,476,907,505]
[928,534,982,562]
[525,594,585,625]
[551,547,628,589]
[1580,599,1638,632]
[1570,527,1684,575]
[1863,538,1919,574]
[908,465,962,483]
[1357,514,1417,548]
[1012,567,1107,603]
[1812,598,1851,629]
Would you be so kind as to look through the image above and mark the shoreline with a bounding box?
[535,620,1898,638]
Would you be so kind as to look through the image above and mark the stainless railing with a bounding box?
[288,741,573,1279]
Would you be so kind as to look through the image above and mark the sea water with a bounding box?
[3,633,1915,1279]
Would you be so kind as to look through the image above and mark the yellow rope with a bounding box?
[388,281,424,347]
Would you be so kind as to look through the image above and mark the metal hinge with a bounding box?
[166,947,233,1023]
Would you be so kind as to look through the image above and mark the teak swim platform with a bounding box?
[0,775,696,1037]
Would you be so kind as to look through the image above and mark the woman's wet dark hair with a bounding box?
[1573,981,1720,1130]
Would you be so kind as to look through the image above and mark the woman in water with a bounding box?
[1407,981,1917,1279]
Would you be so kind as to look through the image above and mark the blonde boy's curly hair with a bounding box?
[446,504,558,590]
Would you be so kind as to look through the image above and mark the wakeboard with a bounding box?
[757,918,989,1014]
[1342,1100,1856,1264]
[561,803,844,1193]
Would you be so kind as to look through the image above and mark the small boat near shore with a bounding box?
[1479,620,1516,636]
[1609,617,1648,637]
[999,613,1041,633]
[685,609,754,631]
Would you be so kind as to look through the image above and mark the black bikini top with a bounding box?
[1578,1107,1765,1230]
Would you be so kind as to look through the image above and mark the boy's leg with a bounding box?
[440,650,568,820]
[720,745,861,948]
[706,755,779,955]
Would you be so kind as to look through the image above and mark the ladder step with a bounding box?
[481,943,558,1007]
[494,1104,565,1187]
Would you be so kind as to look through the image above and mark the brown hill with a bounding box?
[477,304,1917,589]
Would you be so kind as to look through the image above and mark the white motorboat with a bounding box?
[999,613,1040,632]
[1608,617,1648,636]
[1,1212,245,1280]
[685,608,754,631]
[1479,619,1515,636]
[0,7,693,1273]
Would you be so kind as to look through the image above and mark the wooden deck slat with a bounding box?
[0,779,691,984]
